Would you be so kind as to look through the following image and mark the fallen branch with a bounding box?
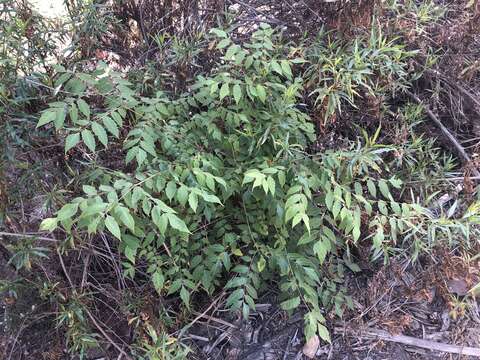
[422,67,480,114]
[406,90,480,178]
[84,307,133,360]
[177,291,228,338]
[355,327,480,357]
[452,83,480,113]
[0,231,59,242]
[190,311,238,329]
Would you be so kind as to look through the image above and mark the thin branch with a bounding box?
[406,90,480,178]
[57,250,74,288]
[177,291,227,338]
[84,307,133,360]
[451,82,480,113]
[206,331,231,355]
[190,312,237,329]
[347,327,480,357]
[58,251,133,359]
[0,231,59,242]
[423,67,480,113]
[408,176,480,183]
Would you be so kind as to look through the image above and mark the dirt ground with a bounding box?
[4,250,480,359]
[181,253,480,360]
[1,162,479,359]
[2,0,480,359]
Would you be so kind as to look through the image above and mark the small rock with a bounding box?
[440,310,451,331]
[410,318,421,331]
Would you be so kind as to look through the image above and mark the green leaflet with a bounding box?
[167,213,190,233]
[233,84,242,104]
[81,129,96,152]
[105,215,121,240]
[77,98,90,118]
[219,83,230,100]
[280,296,300,311]
[36,110,57,128]
[65,133,80,153]
[92,122,108,147]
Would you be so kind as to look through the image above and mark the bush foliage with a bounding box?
[2,0,480,358]
[35,23,433,342]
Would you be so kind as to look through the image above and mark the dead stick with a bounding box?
[0,231,59,242]
[177,291,228,338]
[423,67,480,112]
[58,250,74,290]
[58,251,133,360]
[191,311,237,329]
[84,308,133,360]
[452,83,480,112]
[360,328,480,357]
[407,90,480,177]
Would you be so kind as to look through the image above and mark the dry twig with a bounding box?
[84,307,133,360]
[335,326,480,357]
[0,231,58,242]
[58,250,132,359]
[406,90,480,178]
[178,291,229,338]
[366,328,480,357]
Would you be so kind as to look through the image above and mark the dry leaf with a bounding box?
[302,335,320,359]
[447,278,469,296]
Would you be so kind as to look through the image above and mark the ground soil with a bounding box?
[181,256,480,360]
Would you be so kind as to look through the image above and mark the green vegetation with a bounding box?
[1,1,479,358]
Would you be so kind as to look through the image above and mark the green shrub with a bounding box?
[305,24,416,123]
[37,24,431,342]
